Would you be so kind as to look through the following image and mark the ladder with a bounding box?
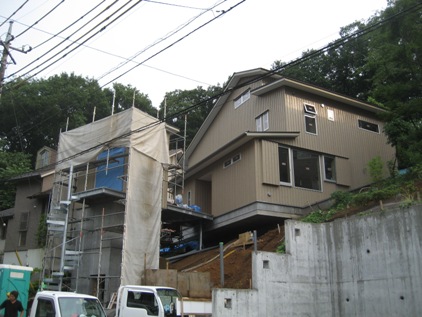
[107,292,117,309]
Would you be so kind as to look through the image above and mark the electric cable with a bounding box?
[0,0,30,29]
[14,0,67,39]
[1,0,420,174]
[5,0,133,80]
[100,0,246,87]
[97,0,226,81]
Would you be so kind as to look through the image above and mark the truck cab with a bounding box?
[116,286,181,317]
[29,291,106,317]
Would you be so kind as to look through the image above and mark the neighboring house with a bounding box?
[182,68,395,243]
[1,146,56,267]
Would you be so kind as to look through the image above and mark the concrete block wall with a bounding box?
[213,205,422,317]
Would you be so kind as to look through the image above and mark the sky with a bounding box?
[1,0,388,109]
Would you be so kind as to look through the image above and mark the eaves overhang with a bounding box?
[186,68,281,161]
[185,131,299,179]
[252,78,387,114]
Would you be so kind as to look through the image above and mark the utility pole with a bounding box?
[0,20,32,95]
[0,21,14,95]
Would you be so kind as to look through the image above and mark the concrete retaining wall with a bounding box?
[213,205,422,316]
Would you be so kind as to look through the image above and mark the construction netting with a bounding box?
[56,107,169,286]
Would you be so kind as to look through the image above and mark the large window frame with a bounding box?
[279,147,325,191]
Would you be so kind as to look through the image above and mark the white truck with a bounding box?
[29,291,107,317]
[111,285,212,317]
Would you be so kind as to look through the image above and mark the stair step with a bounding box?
[51,271,64,277]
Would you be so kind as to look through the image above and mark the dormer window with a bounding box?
[40,150,49,167]
[234,90,251,109]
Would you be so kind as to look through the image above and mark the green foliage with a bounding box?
[159,85,223,149]
[0,146,32,209]
[36,213,47,248]
[368,156,384,183]
[276,241,286,254]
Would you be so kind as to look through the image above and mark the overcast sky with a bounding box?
[1,0,387,109]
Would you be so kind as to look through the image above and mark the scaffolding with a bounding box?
[41,108,175,300]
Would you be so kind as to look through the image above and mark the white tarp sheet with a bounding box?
[56,107,169,286]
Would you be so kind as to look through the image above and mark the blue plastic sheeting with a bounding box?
[95,147,125,191]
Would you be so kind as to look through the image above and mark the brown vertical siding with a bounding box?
[261,140,280,186]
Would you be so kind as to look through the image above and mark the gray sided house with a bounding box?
[182,68,395,241]
[2,146,56,267]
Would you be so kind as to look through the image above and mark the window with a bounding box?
[126,291,159,316]
[19,212,29,231]
[358,119,379,133]
[18,212,29,247]
[304,104,317,115]
[35,298,55,317]
[223,153,241,168]
[40,150,49,167]
[305,115,317,134]
[324,156,336,181]
[279,147,322,190]
[234,90,250,109]
[256,111,269,131]
[293,149,321,190]
[278,147,291,185]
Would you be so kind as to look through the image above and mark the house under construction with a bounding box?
[42,107,212,301]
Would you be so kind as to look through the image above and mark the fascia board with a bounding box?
[252,78,387,114]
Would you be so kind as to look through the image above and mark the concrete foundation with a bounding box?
[213,204,422,316]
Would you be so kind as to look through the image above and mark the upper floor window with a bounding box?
[304,104,317,115]
[256,111,269,131]
[40,150,49,167]
[234,90,250,109]
[358,119,379,133]
[304,103,317,135]
[305,115,317,134]
[18,212,29,247]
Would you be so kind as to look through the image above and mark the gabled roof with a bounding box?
[186,68,281,161]
[185,68,387,164]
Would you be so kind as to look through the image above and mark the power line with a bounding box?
[14,0,67,39]
[97,0,226,82]
[2,0,421,171]
[5,0,133,80]
[100,0,247,87]
[0,0,29,29]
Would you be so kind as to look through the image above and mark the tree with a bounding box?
[367,0,422,167]
[106,83,156,116]
[0,73,154,164]
[272,21,374,100]
[0,143,31,210]
[159,85,223,149]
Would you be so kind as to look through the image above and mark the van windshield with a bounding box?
[58,297,106,317]
[156,289,181,317]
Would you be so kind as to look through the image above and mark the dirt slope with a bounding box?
[168,226,285,289]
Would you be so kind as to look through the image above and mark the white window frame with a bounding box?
[278,146,292,186]
[256,111,269,131]
[304,103,317,115]
[305,114,317,135]
[234,90,251,109]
